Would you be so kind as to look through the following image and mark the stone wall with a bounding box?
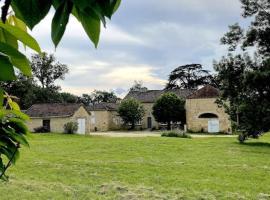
[186,98,231,133]
[141,103,159,129]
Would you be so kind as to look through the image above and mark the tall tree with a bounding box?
[31,53,69,89]
[215,0,270,142]
[129,80,148,92]
[166,64,216,89]
[152,93,185,130]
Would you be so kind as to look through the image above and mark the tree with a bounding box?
[215,0,270,142]
[152,93,185,130]
[129,80,148,92]
[31,53,69,89]
[92,90,118,103]
[80,90,118,106]
[166,64,216,89]
[0,0,121,180]
[118,98,145,129]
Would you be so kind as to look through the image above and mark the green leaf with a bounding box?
[11,0,52,30]
[0,22,41,53]
[52,1,73,47]
[0,55,16,81]
[9,102,20,111]
[0,28,18,49]
[77,8,101,48]
[113,0,121,14]
[0,42,31,76]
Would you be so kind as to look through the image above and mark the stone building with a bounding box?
[186,85,231,133]
[25,103,91,134]
[124,89,194,129]
[25,86,231,134]
[125,85,231,133]
[87,102,122,132]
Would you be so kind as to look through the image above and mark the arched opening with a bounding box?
[198,113,218,119]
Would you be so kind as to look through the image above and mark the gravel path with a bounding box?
[90,131,237,138]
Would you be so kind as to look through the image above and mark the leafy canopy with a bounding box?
[152,93,185,130]
[166,64,217,90]
[215,0,270,142]
[118,98,145,129]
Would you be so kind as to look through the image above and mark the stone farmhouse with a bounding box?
[25,85,231,134]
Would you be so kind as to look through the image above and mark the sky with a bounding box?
[27,0,244,97]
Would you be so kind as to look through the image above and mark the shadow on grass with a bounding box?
[241,142,270,148]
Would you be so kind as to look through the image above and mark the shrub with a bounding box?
[161,131,191,138]
[64,122,78,134]
[34,126,50,133]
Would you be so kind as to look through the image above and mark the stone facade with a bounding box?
[186,98,231,133]
[27,106,91,134]
[89,110,122,132]
[141,103,159,129]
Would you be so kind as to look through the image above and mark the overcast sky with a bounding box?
[28,0,244,97]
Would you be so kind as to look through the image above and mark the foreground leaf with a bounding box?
[11,0,52,30]
[0,55,16,81]
[52,1,73,47]
[0,22,41,53]
[0,42,31,76]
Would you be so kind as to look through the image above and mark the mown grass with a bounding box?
[1,133,270,199]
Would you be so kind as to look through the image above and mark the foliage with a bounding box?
[0,95,29,180]
[63,122,78,134]
[0,0,121,180]
[215,0,270,142]
[129,80,148,92]
[80,90,118,106]
[152,93,185,130]
[161,131,191,138]
[118,98,145,129]
[166,64,217,89]
[31,53,69,89]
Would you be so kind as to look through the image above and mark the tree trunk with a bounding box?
[167,121,171,130]
[130,122,135,130]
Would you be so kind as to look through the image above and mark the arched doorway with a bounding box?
[198,113,219,133]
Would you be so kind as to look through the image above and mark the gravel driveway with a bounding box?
[90,131,236,138]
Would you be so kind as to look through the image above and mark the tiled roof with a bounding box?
[25,103,84,118]
[187,85,220,99]
[87,102,119,111]
[124,89,194,103]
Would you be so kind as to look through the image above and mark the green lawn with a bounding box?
[1,134,270,199]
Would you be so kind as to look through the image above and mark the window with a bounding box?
[198,113,218,119]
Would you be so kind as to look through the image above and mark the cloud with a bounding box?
[24,0,243,97]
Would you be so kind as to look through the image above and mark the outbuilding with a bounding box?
[186,85,231,133]
[25,103,91,134]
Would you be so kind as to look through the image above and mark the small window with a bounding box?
[198,113,218,119]
[43,120,51,131]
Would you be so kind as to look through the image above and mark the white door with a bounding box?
[77,118,86,134]
[208,119,219,133]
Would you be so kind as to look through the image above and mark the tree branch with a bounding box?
[1,0,11,23]
[0,143,19,180]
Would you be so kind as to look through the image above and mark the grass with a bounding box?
[1,134,270,199]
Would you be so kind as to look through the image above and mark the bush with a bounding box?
[161,131,191,138]
[34,126,50,133]
[64,122,78,134]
